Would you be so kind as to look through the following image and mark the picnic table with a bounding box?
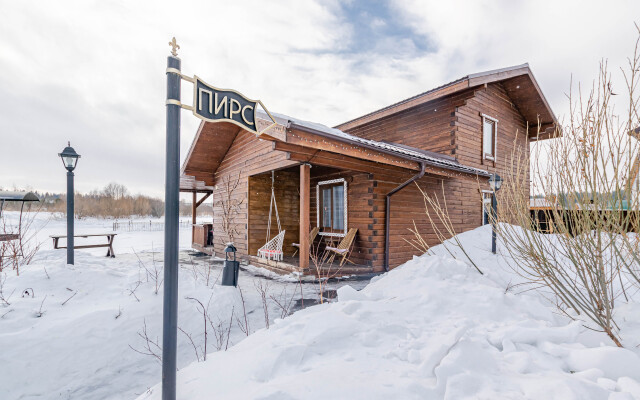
[0,234,19,242]
[50,233,117,258]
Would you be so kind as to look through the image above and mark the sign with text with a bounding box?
[192,77,275,135]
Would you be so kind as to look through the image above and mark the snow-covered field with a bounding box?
[0,212,365,400]
[2,212,640,399]
[2,211,194,254]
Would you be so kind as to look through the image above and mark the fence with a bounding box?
[112,220,192,232]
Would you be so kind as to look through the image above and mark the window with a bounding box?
[482,191,493,225]
[482,114,498,161]
[317,178,347,236]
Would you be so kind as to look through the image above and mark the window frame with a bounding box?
[316,178,348,237]
[481,113,498,163]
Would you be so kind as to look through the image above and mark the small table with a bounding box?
[51,233,117,257]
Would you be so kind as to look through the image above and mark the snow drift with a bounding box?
[137,226,640,400]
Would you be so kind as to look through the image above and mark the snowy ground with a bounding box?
[0,212,366,400]
[135,225,640,400]
[2,212,640,399]
[2,211,194,254]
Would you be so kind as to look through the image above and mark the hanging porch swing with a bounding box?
[257,171,286,261]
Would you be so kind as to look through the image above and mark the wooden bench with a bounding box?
[51,233,117,258]
[0,233,19,242]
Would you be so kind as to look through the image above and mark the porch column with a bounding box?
[191,191,197,242]
[299,164,310,270]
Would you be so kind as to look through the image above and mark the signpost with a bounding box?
[161,37,276,400]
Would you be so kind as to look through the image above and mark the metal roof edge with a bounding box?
[288,122,490,178]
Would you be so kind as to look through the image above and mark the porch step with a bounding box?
[248,255,378,277]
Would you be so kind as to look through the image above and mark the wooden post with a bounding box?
[192,191,197,244]
[299,164,311,270]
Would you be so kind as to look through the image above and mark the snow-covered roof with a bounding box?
[258,110,490,177]
[0,191,40,202]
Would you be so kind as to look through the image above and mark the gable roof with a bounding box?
[181,64,558,191]
[335,63,558,139]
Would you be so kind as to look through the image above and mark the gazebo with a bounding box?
[0,191,40,242]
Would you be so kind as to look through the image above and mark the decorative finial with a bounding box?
[68,141,70,146]
[169,37,180,57]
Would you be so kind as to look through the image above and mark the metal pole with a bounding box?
[67,170,74,265]
[162,54,181,400]
[491,192,497,254]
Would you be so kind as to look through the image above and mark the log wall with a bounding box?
[248,170,300,256]
[344,83,530,269]
[209,130,297,258]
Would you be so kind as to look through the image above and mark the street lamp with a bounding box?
[58,142,80,265]
[488,173,503,254]
[221,243,239,286]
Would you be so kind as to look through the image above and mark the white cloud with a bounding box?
[0,0,638,197]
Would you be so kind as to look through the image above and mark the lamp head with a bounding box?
[58,142,81,172]
[488,173,503,192]
[224,242,237,260]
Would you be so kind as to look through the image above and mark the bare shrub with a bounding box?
[129,319,162,363]
[0,204,44,275]
[35,295,47,318]
[0,273,15,306]
[270,279,302,319]
[495,31,640,347]
[216,174,244,245]
[235,286,251,336]
[133,248,163,294]
[309,241,343,304]
[254,279,271,328]
[409,183,484,275]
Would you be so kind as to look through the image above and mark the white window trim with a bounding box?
[481,113,498,162]
[316,178,348,237]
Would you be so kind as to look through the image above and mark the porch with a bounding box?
[187,162,379,277]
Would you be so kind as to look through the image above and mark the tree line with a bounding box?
[1,182,212,219]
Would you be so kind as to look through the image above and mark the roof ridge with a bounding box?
[334,63,533,130]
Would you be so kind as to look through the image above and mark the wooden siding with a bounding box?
[343,90,476,156]
[454,82,530,202]
[341,83,530,269]
[382,83,531,268]
[209,129,297,259]
[248,170,300,256]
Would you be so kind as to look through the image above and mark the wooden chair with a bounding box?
[325,228,358,267]
[292,227,319,256]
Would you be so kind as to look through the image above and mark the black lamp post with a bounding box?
[488,173,503,254]
[58,142,80,265]
[221,243,239,286]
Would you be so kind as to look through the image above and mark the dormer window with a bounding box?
[481,114,498,162]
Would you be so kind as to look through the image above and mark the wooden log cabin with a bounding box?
[181,64,558,276]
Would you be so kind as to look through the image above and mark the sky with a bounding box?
[1,0,639,198]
